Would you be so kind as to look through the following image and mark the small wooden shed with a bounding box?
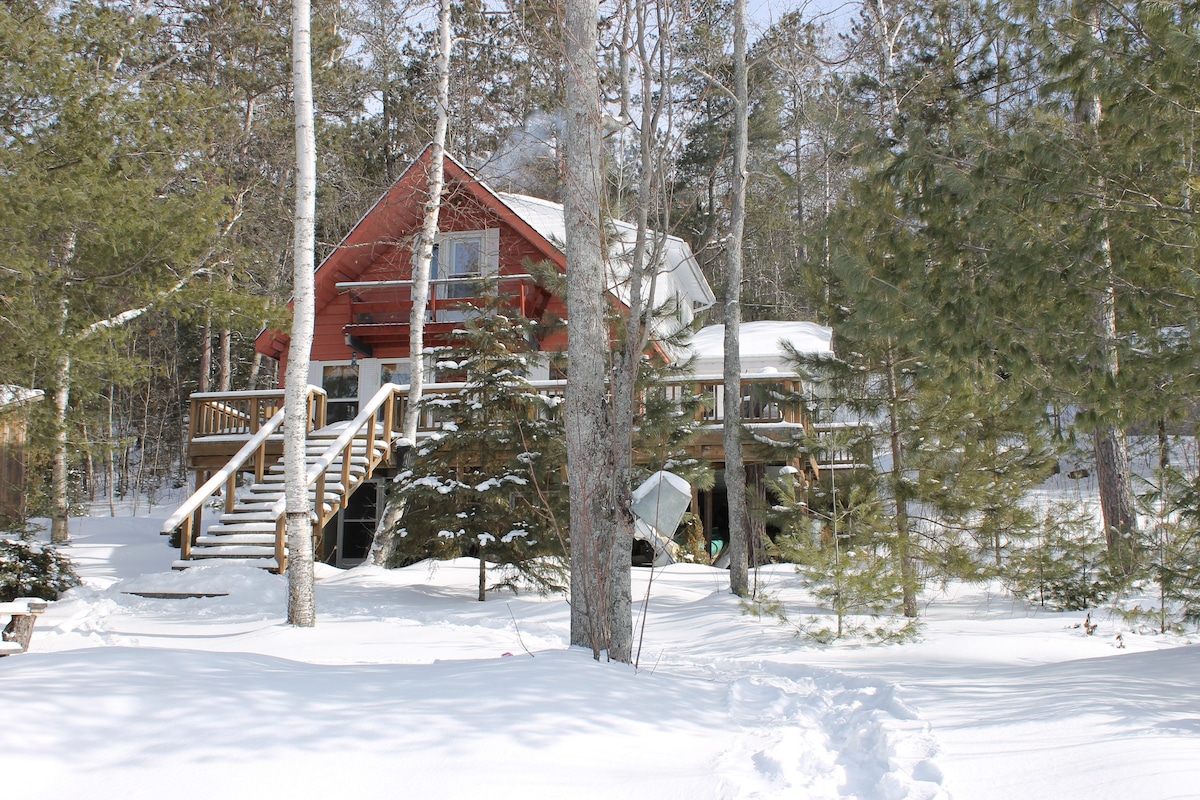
[0,386,44,528]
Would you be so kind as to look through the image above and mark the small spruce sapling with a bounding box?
[1130,466,1200,632]
[771,469,912,642]
[1001,503,1115,611]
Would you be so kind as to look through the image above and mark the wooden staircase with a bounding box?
[163,384,403,572]
[180,427,390,569]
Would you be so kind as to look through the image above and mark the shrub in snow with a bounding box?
[0,522,79,602]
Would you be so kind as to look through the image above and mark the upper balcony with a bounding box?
[336,274,547,350]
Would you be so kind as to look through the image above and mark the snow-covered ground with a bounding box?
[2,508,1197,800]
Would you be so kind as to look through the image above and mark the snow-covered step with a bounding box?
[218,510,276,523]
[185,544,277,558]
[258,470,363,486]
[173,558,279,571]
[194,533,276,546]
[247,482,345,495]
[206,522,277,534]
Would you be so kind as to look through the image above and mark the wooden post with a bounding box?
[254,439,266,484]
[340,438,353,498]
[188,469,205,557]
[179,517,193,561]
[314,513,325,564]
[382,387,396,465]
[188,397,199,443]
[274,515,287,573]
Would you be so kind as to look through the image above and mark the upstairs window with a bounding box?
[432,230,498,300]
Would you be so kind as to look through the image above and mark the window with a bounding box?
[322,364,360,424]
[378,362,410,424]
[432,230,497,300]
[380,363,410,388]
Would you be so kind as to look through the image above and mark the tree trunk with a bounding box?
[564,0,617,660]
[1086,14,1138,573]
[401,0,451,447]
[885,346,918,617]
[368,0,453,568]
[198,313,212,393]
[50,236,75,545]
[286,0,318,627]
[1095,423,1137,568]
[51,346,71,544]
[217,327,232,392]
[247,351,263,390]
[724,0,750,596]
[478,551,486,602]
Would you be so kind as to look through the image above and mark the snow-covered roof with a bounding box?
[685,321,832,374]
[496,192,716,333]
[0,385,44,410]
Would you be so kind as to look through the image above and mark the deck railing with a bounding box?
[189,389,326,440]
[188,374,811,449]
[166,386,327,560]
[268,381,401,571]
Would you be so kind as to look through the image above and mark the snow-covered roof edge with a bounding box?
[0,386,45,410]
[685,321,833,365]
[494,191,715,313]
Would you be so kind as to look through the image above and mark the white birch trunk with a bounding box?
[218,269,233,391]
[199,314,212,393]
[50,233,76,544]
[285,0,317,627]
[724,0,750,596]
[368,0,452,569]
[51,341,72,544]
[402,0,451,447]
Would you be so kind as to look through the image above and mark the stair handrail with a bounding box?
[164,385,327,558]
[268,381,402,519]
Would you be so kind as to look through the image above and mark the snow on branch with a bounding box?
[79,267,210,340]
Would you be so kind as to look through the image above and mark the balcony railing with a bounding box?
[337,274,540,332]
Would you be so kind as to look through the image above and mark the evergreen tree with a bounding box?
[386,299,569,600]
[1134,467,1200,631]
[799,0,1058,613]
[771,463,911,642]
[1002,502,1112,611]
[0,521,79,603]
[0,0,229,539]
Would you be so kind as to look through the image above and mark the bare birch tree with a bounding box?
[402,0,451,448]
[285,0,318,627]
[367,0,453,568]
[48,239,207,544]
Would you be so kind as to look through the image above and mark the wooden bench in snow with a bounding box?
[0,598,49,655]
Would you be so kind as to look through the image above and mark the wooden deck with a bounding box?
[170,376,865,567]
[185,375,822,474]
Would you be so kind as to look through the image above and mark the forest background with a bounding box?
[3,0,1199,623]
